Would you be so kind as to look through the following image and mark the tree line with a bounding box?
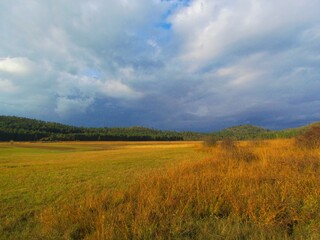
[1,116,317,142]
[0,116,189,141]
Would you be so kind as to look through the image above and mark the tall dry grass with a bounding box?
[40,139,320,239]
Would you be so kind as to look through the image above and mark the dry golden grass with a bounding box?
[0,141,206,240]
[39,139,320,239]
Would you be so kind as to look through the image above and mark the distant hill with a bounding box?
[212,124,270,140]
[212,122,320,140]
[262,122,320,139]
[0,115,319,141]
[0,116,184,141]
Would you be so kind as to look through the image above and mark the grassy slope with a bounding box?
[0,141,208,239]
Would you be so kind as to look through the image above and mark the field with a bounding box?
[1,139,320,239]
[0,141,207,239]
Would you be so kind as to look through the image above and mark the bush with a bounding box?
[219,138,256,162]
[220,138,236,150]
[296,126,320,149]
[202,135,218,147]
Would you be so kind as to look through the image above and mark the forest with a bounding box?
[0,116,203,141]
[0,115,316,142]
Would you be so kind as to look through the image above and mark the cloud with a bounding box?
[0,0,320,130]
[55,97,94,116]
[52,72,142,116]
[215,52,266,87]
[0,79,17,93]
[100,80,142,99]
[170,0,320,71]
[0,57,33,75]
[56,73,142,99]
[0,1,163,117]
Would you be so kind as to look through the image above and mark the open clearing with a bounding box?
[1,139,320,239]
[0,141,208,239]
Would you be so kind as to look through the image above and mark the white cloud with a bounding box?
[0,79,17,93]
[215,52,267,87]
[170,0,320,71]
[147,39,162,57]
[99,80,142,99]
[56,72,142,101]
[0,57,33,75]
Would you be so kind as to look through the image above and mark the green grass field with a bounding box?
[0,141,208,239]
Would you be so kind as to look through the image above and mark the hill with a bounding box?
[0,115,319,141]
[0,116,184,141]
[258,122,320,139]
[212,122,320,140]
[213,124,270,140]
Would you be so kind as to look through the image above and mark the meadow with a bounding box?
[0,141,207,239]
[1,139,320,239]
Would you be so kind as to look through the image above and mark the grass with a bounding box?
[2,139,320,239]
[40,139,320,239]
[0,141,207,239]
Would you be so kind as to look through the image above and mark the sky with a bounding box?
[1,0,320,131]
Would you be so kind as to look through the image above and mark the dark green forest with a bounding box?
[0,116,199,141]
[0,116,317,142]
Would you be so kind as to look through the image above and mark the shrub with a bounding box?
[220,138,236,150]
[296,126,320,149]
[202,135,218,147]
[219,138,257,162]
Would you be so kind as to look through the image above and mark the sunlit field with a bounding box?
[0,141,206,239]
[1,139,320,239]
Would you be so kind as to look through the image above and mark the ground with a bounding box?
[0,141,208,239]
